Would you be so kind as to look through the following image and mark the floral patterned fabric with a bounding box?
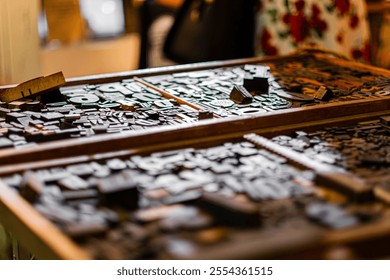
[255,0,371,61]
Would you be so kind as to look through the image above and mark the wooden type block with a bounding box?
[45,101,68,107]
[35,204,79,225]
[16,116,31,127]
[0,138,13,149]
[134,205,185,223]
[9,123,25,131]
[162,190,202,205]
[315,171,373,202]
[29,120,44,129]
[8,127,23,135]
[24,132,47,143]
[62,189,98,201]
[64,114,81,121]
[145,110,159,120]
[53,128,80,139]
[92,125,108,134]
[20,101,41,112]
[159,206,213,231]
[305,202,359,229]
[106,158,127,171]
[97,170,139,209]
[63,222,108,239]
[1,174,23,188]
[5,112,26,123]
[24,111,42,120]
[0,108,11,118]
[198,110,213,120]
[118,100,138,111]
[315,86,334,101]
[20,172,43,202]
[33,170,70,184]
[380,115,390,126]
[0,72,65,102]
[60,120,76,130]
[230,85,253,104]
[198,193,260,227]
[243,73,269,93]
[41,112,64,122]
[66,164,95,177]
[7,101,25,109]
[58,175,89,191]
[243,65,270,93]
[0,127,8,135]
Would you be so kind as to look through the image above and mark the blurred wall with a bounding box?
[0,0,42,85]
[41,34,140,78]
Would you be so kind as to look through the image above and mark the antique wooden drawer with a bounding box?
[1,107,390,259]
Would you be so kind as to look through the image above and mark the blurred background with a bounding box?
[0,0,390,85]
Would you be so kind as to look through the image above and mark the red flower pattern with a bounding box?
[289,14,309,43]
[256,0,370,62]
[295,0,305,12]
[349,14,359,29]
[336,32,344,44]
[282,14,290,25]
[260,28,278,56]
[351,44,370,61]
[310,4,328,36]
[311,3,321,17]
[333,0,351,15]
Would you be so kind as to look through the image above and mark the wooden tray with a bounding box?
[1,106,390,259]
[0,49,390,165]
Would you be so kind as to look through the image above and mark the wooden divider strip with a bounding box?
[0,97,389,166]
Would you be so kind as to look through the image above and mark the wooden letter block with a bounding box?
[97,170,139,209]
[230,85,253,104]
[198,193,260,227]
[315,86,334,101]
